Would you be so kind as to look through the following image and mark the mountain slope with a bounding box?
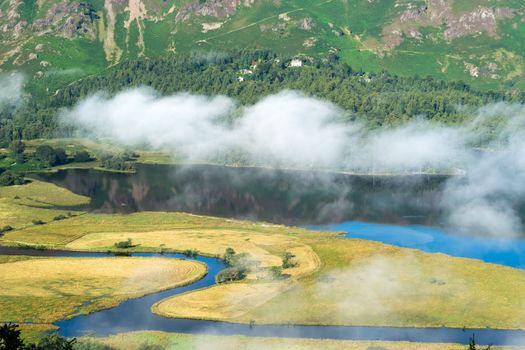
[1,0,524,90]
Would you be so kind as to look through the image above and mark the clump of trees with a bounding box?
[0,225,13,234]
[183,249,198,257]
[34,145,68,166]
[0,141,94,186]
[282,251,297,269]
[73,150,92,163]
[217,247,254,283]
[114,238,134,249]
[0,170,24,186]
[98,152,136,171]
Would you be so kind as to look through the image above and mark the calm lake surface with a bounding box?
[35,164,448,225]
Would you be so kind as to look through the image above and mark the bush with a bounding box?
[32,219,45,225]
[98,152,136,171]
[0,171,24,186]
[34,145,68,166]
[114,238,133,249]
[268,266,283,279]
[218,247,255,283]
[282,251,297,269]
[223,247,237,266]
[183,249,198,257]
[73,150,92,163]
[53,214,67,221]
[0,225,13,234]
[216,266,248,283]
[35,333,76,350]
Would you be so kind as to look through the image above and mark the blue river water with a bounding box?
[307,221,525,269]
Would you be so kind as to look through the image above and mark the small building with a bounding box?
[289,59,303,67]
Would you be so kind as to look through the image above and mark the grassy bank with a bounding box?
[0,256,206,324]
[80,331,522,350]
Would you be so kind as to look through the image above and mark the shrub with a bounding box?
[282,251,297,269]
[224,247,237,266]
[53,214,67,221]
[0,171,24,186]
[183,249,198,257]
[73,150,92,163]
[216,266,248,283]
[35,145,68,166]
[114,238,133,249]
[32,219,45,225]
[98,152,136,171]
[0,225,13,234]
[35,333,76,350]
[268,266,283,279]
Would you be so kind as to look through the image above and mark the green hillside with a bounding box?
[1,0,524,92]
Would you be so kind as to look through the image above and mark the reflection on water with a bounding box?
[309,221,525,269]
[34,164,448,225]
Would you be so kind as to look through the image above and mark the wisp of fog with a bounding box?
[63,88,525,237]
[0,73,24,108]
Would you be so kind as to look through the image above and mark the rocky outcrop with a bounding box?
[175,0,255,23]
[32,1,99,39]
[375,0,516,52]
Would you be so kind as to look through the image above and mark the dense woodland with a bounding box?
[1,50,524,147]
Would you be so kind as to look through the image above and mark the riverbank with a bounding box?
[79,331,524,350]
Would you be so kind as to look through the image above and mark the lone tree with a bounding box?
[8,140,25,162]
[282,251,297,269]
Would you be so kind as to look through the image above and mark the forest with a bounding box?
[1,49,524,147]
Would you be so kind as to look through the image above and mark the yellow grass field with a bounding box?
[0,257,206,324]
[83,331,525,350]
[243,238,525,329]
[0,180,89,229]
[152,282,291,320]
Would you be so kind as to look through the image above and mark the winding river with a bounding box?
[2,246,525,345]
[2,164,522,345]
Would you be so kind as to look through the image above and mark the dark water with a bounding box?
[308,221,525,269]
[1,247,525,346]
[34,164,448,225]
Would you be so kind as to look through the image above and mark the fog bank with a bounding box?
[63,88,525,237]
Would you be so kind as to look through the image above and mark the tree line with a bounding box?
[1,49,523,147]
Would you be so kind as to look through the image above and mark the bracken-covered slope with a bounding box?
[1,0,524,90]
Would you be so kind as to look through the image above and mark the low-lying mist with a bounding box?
[62,88,525,238]
[0,73,24,108]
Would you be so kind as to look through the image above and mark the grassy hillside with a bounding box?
[1,0,524,91]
